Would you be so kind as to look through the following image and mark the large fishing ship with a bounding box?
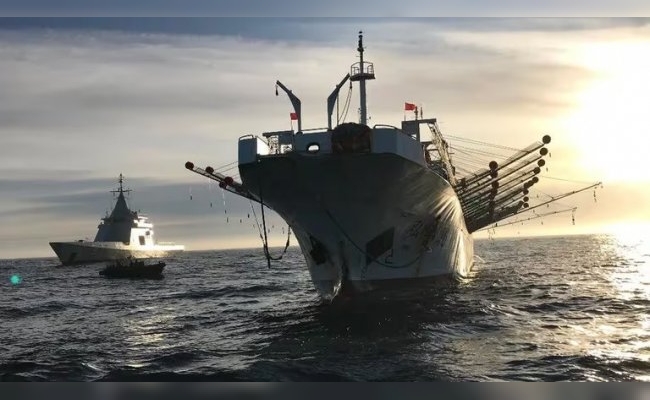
[49,174,184,266]
[186,32,600,300]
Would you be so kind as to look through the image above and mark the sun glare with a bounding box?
[602,221,650,243]
[563,40,650,183]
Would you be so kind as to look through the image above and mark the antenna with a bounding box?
[111,173,131,197]
[349,31,375,126]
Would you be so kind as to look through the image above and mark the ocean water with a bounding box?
[1,234,648,381]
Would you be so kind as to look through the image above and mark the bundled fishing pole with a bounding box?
[453,135,551,232]
[448,132,602,232]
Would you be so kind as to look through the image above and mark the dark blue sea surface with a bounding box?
[1,234,648,381]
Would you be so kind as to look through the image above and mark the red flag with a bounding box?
[404,102,417,111]
[290,112,298,120]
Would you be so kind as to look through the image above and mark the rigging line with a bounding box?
[455,167,475,175]
[458,171,486,180]
[450,159,487,169]
[337,86,347,124]
[454,162,488,171]
[450,145,497,156]
[542,176,601,185]
[259,202,291,263]
[218,165,239,173]
[450,149,500,165]
[249,200,266,247]
[255,177,291,267]
[452,151,508,164]
[340,83,353,122]
[454,153,509,166]
[258,189,272,269]
[499,142,544,166]
[220,187,227,218]
[450,152,485,161]
[217,165,240,174]
[450,150,495,166]
[453,159,492,170]
[453,162,471,170]
[449,148,494,161]
[529,187,556,199]
[450,145,512,159]
[450,155,491,168]
[450,147,495,157]
[457,167,486,176]
[507,182,601,219]
[476,207,576,232]
[212,160,238,172]
[528,188,576,209]
[445,134,525,151]
[337,82,353,124]
[452,159,484,168]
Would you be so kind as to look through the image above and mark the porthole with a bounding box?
[307,143,320,154]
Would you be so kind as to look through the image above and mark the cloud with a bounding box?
[1,18,648,258]
[1,17,648,40]
[0,24,575,199]
[1,2,650,17]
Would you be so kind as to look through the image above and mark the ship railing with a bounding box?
[240,124,429,163]
[350,62,375,80]
[373,124,418,140]
[373,124,402,132]
[300,127,329,133]
[244,128,331,157]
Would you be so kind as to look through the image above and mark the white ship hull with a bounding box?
[239,152,473,300]
[49,241,184,266]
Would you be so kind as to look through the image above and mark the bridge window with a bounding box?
[139,236,145,245]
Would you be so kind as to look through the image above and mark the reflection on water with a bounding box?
[590,230,650,374]
[1,235,649,381]
[468,233,650,381]
[606,226,650,301]
[123,309,175,347]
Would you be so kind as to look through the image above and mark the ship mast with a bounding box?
[350,31,375,126]
[118,173,124,194]
[111,173,131,198]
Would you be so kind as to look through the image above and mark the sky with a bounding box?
[1,15,650,259]
[2,1,650,17]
